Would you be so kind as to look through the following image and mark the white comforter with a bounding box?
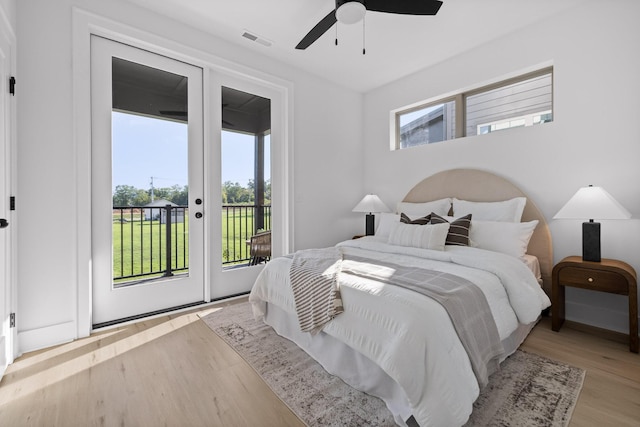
[249,237,551,427]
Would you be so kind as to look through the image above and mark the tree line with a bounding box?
[113,180,271,207]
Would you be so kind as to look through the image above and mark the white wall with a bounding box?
[0,0,15,29]
[363,0,640,334]
[16,0,363,351]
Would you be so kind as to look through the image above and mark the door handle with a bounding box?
[195,212,203,219]
[0,218,8,229]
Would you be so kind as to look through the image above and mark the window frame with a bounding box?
[394,94,462,148]
[393,66,553,150]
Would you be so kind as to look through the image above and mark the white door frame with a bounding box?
[73,10,293,337]
[0,5,16,377]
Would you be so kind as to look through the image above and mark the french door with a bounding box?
[210,75,281,300]
[91,36,205,326]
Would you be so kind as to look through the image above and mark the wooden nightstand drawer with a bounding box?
[558,267,629,294]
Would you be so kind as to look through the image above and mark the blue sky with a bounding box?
[112,111,269,192]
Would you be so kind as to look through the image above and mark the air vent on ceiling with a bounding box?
[242,30,273,47]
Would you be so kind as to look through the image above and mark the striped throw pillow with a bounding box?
[430,213,472,246]
[387,222,450,251]
[400,212,431,225]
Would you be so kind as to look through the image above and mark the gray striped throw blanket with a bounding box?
[290,247,344,334]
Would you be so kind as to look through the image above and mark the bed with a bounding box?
[249,169,553,427]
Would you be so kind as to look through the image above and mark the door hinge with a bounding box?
[9,76,15,96]
[9,313,15,328]
[10,196,15,211]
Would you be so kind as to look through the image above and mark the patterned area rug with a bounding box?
[201,302,585,427]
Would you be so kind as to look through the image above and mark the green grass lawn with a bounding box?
[113,218,189,282]
[222,208,257,264]
[113,208,268,282]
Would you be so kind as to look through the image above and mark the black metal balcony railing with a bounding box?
[222,204,271,266]
[113,205,189,285]
[112,204,271,283]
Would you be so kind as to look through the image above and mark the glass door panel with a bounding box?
[220,86,271,268]
[91,36,204,326]
[111,58,190,285]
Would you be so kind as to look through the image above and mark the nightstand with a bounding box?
[552,256,638,353]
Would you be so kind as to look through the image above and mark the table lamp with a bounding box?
[352,194,390,236]
[553,185,631,262]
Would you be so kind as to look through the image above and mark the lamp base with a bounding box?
[582,221,601,262]
[365,214,375,236]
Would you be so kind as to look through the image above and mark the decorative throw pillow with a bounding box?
[375,213,400,239]
[430,213,472,246]
[387,222,450,251]
[400,212,431,225]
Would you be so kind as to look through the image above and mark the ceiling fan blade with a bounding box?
[295,9,338,50]
[365,0,443,15]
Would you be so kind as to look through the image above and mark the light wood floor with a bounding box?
[520,317,640,426]
[1,300,638,426]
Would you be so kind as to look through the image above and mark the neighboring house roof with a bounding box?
[144,199,178,207]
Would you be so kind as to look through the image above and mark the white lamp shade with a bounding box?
[352,194,390,214]
[336,2,366,24]
[553,186,631,220]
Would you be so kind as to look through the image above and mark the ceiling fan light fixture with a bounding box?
[336,1,366,25]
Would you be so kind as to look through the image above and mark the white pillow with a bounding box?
[469,220,538,258]
[396,198,451,217]
[387,222,450,251]
[452,197,526,222]
[375,212,400,239]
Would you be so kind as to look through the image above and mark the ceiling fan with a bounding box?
[295,0,443,50]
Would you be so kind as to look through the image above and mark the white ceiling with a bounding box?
[124,0,584,92]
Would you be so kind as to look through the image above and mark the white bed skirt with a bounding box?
[262,303,539,427]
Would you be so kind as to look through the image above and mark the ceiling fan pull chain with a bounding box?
[362,14,366,55]
[335,24,339,46]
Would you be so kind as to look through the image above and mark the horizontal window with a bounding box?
[398,99,456,148]
[394,67,553,149]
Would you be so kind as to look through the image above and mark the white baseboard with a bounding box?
[0,335,6,377]
[18,321,76,354]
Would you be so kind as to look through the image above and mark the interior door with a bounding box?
[0,22,13,377]
[91,36,205,326]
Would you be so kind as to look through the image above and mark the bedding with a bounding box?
[377,212,401,238]
[289,247,343,334]
[249,237,551,427]
[469,219,539,258]
[341,253,504,388]
[400,212,431,225]
[387,222,450,250]
[250,169,553,426]
[452,197,526,222]
[397,198,451,217]
[430,213,472,246]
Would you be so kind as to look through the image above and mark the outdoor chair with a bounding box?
[249,230,271,265]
